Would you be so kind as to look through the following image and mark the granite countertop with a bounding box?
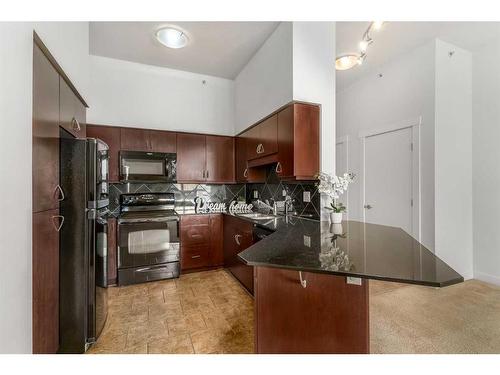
[237,217,464,288]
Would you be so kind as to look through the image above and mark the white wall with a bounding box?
[0,22,89,353]
[472,39,500,285]
[234,22,293,133]
[87,56,235,135]
[434,40,473,280]
[336,41,436,250]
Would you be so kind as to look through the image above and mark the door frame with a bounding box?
[336,135,350,216]
[358,116,422,241]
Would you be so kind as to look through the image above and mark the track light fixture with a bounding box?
[335,21,385,71]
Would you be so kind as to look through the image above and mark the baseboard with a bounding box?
[474,271,500,286]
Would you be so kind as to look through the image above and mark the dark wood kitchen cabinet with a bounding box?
[32,209,60,354]
[276,103,320,180]
[254,267,369,353]
[86,125,121,182]
[177,133,206,182]
[32,44,60,213]
[60,78,86,139]
[206,135,235,183]
[177,134,235,183]
[120,128,177,153]
[180,214,223,271]
[223,215,254,294]
[246,114,278,160]
[235,136,248,183]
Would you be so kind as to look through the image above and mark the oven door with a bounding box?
[118,220,180,269]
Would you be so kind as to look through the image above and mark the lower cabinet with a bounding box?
[223,215,254,294]
[180,214,223,271]
[32,209,60,354]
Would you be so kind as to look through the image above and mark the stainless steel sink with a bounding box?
[237,213,278,220]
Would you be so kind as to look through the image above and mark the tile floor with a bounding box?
[87,269,253,354]
[88,270,500,354]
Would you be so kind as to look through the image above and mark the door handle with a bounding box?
[234,234,242,245]
[71,117,81,132]
[55,184,65,201]
[364,204,373,209]
[51,215,64,232]
[275,162,282,174]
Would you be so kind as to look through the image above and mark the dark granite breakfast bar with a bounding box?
[236,217,463,354]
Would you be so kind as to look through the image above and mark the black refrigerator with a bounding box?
[59,128,110,353]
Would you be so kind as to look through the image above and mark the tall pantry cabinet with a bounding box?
[32,35,87,354]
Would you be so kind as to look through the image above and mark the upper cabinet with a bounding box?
[60,78,86,139]
[32,44,61,213]
[236,102,320,181]
[86,125,121,182]
[245,114,278,160]
[206,135,235,183]
[276,103,320,180]
[177,133,235,184]
[120,128,177,153]
[177,133,206,182]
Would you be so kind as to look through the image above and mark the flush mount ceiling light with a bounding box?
[155,27,189,49]
[335,21,385,71]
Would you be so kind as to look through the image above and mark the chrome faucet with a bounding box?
[284,195,293,215]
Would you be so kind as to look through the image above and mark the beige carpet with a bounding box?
[370,279,500,353]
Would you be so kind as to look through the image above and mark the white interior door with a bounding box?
[336,140,347,176]
[364,127,413,234]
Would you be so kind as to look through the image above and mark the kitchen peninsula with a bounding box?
[238,218,464,354]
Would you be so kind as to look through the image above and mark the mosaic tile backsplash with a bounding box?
[246,166,320,220]
[108,182,246,216]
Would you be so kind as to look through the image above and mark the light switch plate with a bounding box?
[303,235,311,247]
[253,190,259,199]
[282,189,287,197]
[346,277,362,286]
[303,191,311,202]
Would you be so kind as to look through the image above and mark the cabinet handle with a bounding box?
[243,168,248,178]
[71,117,81,132]
[51,215,65,232]
[275,162,282,174]
[234,234,242,245]
[206,170,209,179]
[299,271,307,288]
[261,144,265,154]
[191,255,201,259]
[54,184,65,201]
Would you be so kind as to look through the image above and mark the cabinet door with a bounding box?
[258,114,278,157]
[206,135,235,183]
[86,125,121,182]
[293,103,320,179]
[244,126,260,160]
[276,105,294,177]
[60,78,86,138]
[223,215,254,294]
[149,130,176,153]
[209,214,223,267]
[177,133,206,182]
[235,136,248,182]
[180,215,210,271]
[107,218,117,285]
[120,128,151,151]
[33,209,60,354]
[33,45,60,213]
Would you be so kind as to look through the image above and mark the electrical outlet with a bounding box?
[346,277,362,286]
[303,235,311,247]
[282,189,287,197]
[303,191,311,203]
[253,190,259,199]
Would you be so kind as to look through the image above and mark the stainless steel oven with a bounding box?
[120,150,176,182]
[117,193,180,285]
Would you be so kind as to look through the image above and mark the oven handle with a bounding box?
[135,264,175,273]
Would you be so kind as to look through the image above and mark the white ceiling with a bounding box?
[89,22,280,79]
[336,22,500,91]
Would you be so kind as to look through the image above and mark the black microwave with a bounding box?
[119,151,177,182]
